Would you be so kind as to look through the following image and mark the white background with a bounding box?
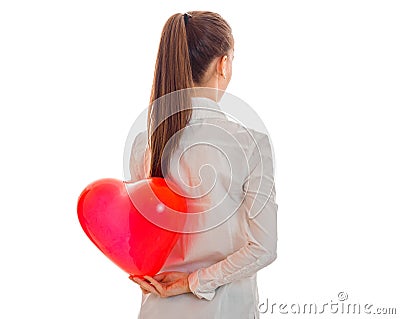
[1,1,399,318]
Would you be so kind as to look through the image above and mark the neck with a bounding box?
[191,85,225,102]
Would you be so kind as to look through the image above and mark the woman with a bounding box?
[128,11,278,319]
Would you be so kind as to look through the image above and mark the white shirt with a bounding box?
[129,97,278,319]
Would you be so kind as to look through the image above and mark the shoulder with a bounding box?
[217,119,272,156]
[247,129,273,157]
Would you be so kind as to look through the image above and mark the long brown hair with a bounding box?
[147,11,233,177]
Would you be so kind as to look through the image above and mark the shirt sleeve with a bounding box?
[187,133,278,301]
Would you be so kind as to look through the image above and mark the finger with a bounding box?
[129,275,143,281]
[129,276,153,295]
[153,273,167,281]
[139,282,159,296]
[129,277,141,285]
[144,276,164,295]
[134,278,160,296]
[140,287,150,294]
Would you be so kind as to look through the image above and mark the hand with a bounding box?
[129,275,155,295]
[129,271,191,298]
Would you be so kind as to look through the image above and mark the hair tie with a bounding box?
[183,13,192,26]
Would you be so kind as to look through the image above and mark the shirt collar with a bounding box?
[189,97,228,122]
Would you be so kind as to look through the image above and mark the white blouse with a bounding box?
[128,96,278,319]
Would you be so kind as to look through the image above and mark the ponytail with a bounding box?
[147,11,233,178]
[147,13,193,178]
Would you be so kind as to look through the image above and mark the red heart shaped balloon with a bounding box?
[77,178,188,277]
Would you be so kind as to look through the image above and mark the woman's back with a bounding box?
[129,96,277,319]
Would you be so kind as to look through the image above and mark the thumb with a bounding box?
[153,272,167,281]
